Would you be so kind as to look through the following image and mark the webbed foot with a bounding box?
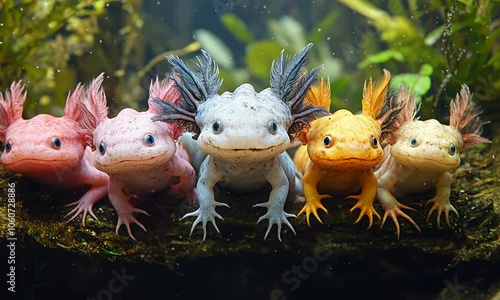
[426,197,459,228]
[348,194,381,229]
[297,195,329,227]
[182,201,229,240]
[380,202,421,239]
[254,202,296,241]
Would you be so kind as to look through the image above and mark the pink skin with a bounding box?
[375,85,491,238]
[78,75,197,240]
[0,78,109,226]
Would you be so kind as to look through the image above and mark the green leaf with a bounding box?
[358,50,404,68]
[419,64,433,76]
[194,29,235,70]
[245,40,283,80]
[268,16,306,52]
[220,13,254,44]
[391,73,431,104]
[308,11,340,43]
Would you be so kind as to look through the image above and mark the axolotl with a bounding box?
[78,74,198,240]
[293,70,401,228]
[0,78,109,225]
[153,43,329,240]
[375,85,490,238]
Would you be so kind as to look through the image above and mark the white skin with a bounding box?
[93,108,197,240]
[184,84,297,241]
[375,120,463,238]
[0,84,108,226]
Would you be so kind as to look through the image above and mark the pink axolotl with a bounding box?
[78,75,198,240]
[0,78,109,225]
[375,85,491,238]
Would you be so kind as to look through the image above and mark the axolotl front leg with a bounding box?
[108,177,150,240]
[425,171,458,228]
[167,154,199,205]
[182,158,229,240]
[65,149,109,226]
[253,160,296,241]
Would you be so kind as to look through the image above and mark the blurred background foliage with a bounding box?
[0,0,498,124]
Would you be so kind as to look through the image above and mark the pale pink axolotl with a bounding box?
[78,75,198,240]
[0,78,109,225]
[375,85,491,238]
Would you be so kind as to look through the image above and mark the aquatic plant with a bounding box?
[339,0,500,119]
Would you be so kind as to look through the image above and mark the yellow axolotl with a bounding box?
[294,70,401,228]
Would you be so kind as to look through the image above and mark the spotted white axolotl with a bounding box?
[153,43,329,241]
[0,78,109,225]
[375,85,491,238]
[78,74,198,240]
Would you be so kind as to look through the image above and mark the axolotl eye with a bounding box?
[4,140,12,153]
[51,137,62,149]
[212,120,223,134]
[98,143,106,155]
[268,121,278,134]
[448,144,456,155]
[323,136,333,148]
[144,134,155,146]
[409,138,419,147]
[370,136,378,148]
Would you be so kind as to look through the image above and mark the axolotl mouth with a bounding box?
[95,154,172,171]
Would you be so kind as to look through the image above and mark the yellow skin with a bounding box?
[294,70,392,228]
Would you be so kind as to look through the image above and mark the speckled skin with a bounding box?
[153,44,329,241]
[79,75,197,240]
[375,86,491,238]
[294,71,397,228]
[0,79,109,225]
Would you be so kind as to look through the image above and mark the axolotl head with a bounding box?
[388,85,490,172]
[0,81,87,174]
[298,70,400,170]
[194,84,292,161]
[78,75,184,174]
[153,43,330,161]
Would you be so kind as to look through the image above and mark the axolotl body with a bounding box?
[0,79,108,225]
[375,85,490,238]
[293,70,401,228]
[153,44,329,240]
[78,75,197,239]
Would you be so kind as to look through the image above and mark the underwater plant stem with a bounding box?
[136,41,202,79]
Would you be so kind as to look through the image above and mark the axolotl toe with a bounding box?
[78,75,197,240]
[0,78,109,226]
[375,85,491,238]
[153,43,329,241]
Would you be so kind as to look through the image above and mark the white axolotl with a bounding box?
[78,74,198,240]
[375,85,490,238]
[153,43,329,241]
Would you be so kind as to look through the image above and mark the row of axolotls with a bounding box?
[0,44,490,241]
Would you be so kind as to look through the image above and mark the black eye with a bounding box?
[268,121,278,134]
[144,134,155,146]
[410,138,418,147]
[51,137,62,149]
[371,136,378,148]
[212,121,222,134]
[4,140,12,153]
[323,136,333,148]
[448,144,456,155]
[98,143,106,155]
